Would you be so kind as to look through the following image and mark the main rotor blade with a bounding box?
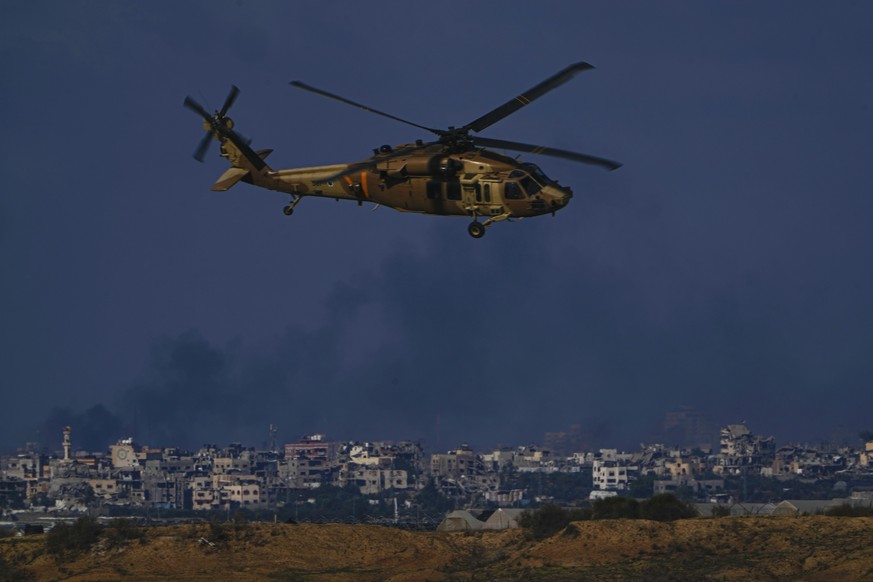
[474,136,622,171]
[219,85,239,117]
[193,131,213,162]
[184,96,211,121]
[290,81,441,135]
[463,62,595,134]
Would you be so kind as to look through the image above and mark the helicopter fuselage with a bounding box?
[241,143,573,223]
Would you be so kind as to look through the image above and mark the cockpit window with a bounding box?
[504,181,525,199]
[507,169,543,197]
[522,163,551,186]
[520,175,542,196]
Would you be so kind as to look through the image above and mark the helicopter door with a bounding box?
[463,181,496,207]
[445,179,462,203]
[477,182,504,216]
[462,181,478,207]
[480,183,494,204]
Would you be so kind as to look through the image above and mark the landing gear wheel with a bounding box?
[283,205,294,216]
[468,222,486,239]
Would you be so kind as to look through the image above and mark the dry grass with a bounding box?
[1,516,871,581]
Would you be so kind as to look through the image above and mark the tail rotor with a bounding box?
[183,85,242,162]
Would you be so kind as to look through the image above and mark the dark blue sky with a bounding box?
[2,2,872,452]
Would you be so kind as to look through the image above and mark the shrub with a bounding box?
[519,504,573,539]
[825,503,873,517]
[208,520,230,544]
[568,507,593,522]
[0,554,35,582]
[105,518,145,548]
[711,504,732,518]
[592,496,640,520]
[46,516,101,559]
[639,493,697,522]
[231,510,252,537]
[520,494,699,536]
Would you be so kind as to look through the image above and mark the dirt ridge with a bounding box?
[2,516,872,581]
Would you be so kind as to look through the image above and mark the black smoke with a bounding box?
[39,404,124,453]
[36,213,873,453]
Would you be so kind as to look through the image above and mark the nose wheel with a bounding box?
[468,221,486,239]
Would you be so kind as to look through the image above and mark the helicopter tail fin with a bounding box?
[211,149,274,191]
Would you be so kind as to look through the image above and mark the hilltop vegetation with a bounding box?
[520,494,698,539]
[1,516,872,580]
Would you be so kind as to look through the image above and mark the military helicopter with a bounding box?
[184,62,620,238]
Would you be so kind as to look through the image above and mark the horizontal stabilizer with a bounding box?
[211,167,249,191]
[210,149,274,191]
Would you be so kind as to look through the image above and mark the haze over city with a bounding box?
[2,2,872,453]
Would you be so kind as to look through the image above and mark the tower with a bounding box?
[62,426,72,462]
[269,424,278,452]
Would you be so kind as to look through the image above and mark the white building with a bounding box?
[592,449,638,492]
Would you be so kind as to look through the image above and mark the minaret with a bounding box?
[269,424,278,452]
[62,426,72,462]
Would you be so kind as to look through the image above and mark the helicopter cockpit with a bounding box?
[522,163,553,186]
[503,164,552,199]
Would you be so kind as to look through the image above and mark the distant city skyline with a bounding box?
[9,407,870,457]
[4,3,873,455]
[3,415,871,519]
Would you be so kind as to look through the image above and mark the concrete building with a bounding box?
[481,448,515,471]
[110,439,138,469]
[431,446,479,479]
[86,479,119,501]
[339,465,408,495]
[284,434,340,464]
[859,441,873,467]
[715,424,776,475]
[483,489,525,505]
[278,457,332,489]
[592,449,639,492]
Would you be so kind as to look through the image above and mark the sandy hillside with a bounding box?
[1,516,872,581]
